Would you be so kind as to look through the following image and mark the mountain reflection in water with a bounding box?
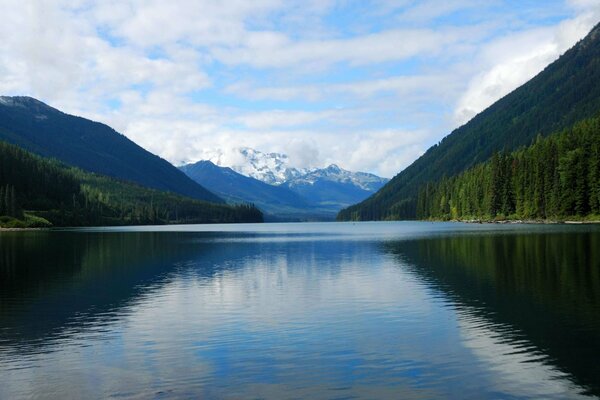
[0,223,598,399]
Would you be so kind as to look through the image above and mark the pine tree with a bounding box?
[415,116,600,221]
[0,185,4,215]
[489,152,501,217]
[4,185,10,217]
[9,185,17,217]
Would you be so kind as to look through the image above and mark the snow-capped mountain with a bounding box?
[213,147,307,185]
[281,164,389,210]
[207,147,389,213]
[213,147,388,190]
[179,160,333,221]
[284,164,388,192]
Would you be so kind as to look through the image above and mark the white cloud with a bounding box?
[395,0,489,24]
[234,110,335,130]
[568,0,600,11]
[226,74,464,105]
[454,7,600,125]
[212,25,488,69]
[0,0,598,179]
[93,0,283,48]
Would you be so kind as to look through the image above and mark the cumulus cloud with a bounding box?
[0,0,597,178]
[175,127,425,177]
[226,74,462,103]
[212,24,493,70]
[234,110,335,130]
[454,5,600,125]
[395,0,485,24]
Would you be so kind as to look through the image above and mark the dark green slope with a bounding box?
[416,116,600,221]
[0,140,262,227]
[338,22,600,221]
[0,96,222,203]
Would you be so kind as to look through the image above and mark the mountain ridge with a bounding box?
[212,147,307,185]
[179,160,334,221]
[0,96,223,203]
[338,20,600,221]
[209,146,388,189]
[198,147,389,217]
[179,155,387,220]
[0,139,262,228]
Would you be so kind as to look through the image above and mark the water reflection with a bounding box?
[0,224,598,399]
[384,230,600,397]
[1,231,205,348]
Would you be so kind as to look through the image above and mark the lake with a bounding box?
[0,222,599,399]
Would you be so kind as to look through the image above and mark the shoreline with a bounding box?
[458,219,600,225]
[2,220,600,231]
[0,227,49,231]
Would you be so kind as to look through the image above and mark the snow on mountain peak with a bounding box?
[211,147,306,185]
[206,147,389,191]
[325,164,341,173]
[289,163,388,191]
[0,96,26,107]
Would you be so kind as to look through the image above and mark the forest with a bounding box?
[416,116,600,221]
[0,96,222,203]
[338,22,600,221]
[0,141,263,228]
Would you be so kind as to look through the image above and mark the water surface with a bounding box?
[1,222,599,399]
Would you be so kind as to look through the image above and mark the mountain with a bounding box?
[0,96,222,203]
[212,146,388,194]
[180,160,334,221]
[281,164,389,210]
[338,22,600,221]
[207,147,389,217]
[0,140,262,228]
[416,116,600,221]
[212,147,307,185]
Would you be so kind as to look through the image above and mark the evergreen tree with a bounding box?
[0,140,263,227]
[0,185,4,215]
[4,185,10,217]
[9,185,17,217]
[416,116,600,221]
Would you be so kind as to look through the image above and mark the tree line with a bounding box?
[338,23,600,221]
[417,116,600,220]
[0,185,21,218]
[0,141,263,227]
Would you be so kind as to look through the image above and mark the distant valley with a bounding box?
[0,97,262,227]
[180,148,388,221]
[2,22,600,227]
[0,97,387,226]
[0,96,221,204]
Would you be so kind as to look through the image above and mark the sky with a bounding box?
[1,0,599,177]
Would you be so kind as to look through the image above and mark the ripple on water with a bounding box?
[1,223,599,399]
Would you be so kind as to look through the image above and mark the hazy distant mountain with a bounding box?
[339,21,600,221]
[212,147,388,191]
[206,147,389,216]
[282,164,389,209]
[286,164,389,192]
[0,96,222,203]
[180,160,336,221]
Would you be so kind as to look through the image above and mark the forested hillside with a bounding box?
[338,22,600,221]
[0,141,262,228]
[0,96,222,203]
[416,116,600,221]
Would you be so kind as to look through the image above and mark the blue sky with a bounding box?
[0,0,599,176]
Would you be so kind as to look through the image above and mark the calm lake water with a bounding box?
[1,222,599,399]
